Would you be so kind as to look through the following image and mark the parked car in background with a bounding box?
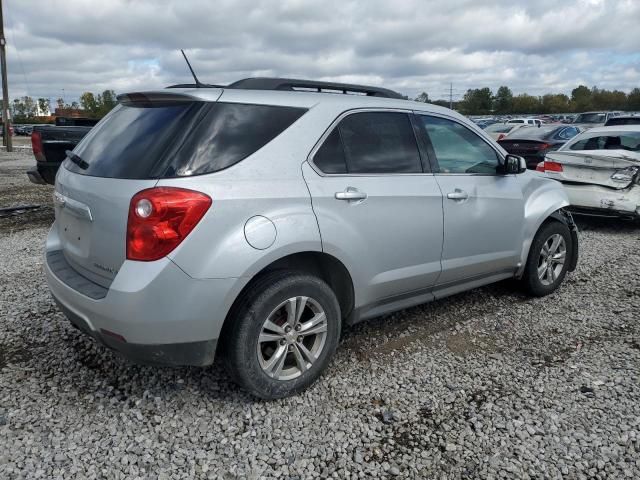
[483,122,525,141]
[44,77,579,399]
[498,125,582,169]
[507,118,542,127]
[0,123,14,136]
[604,115,640,127]
[27,118,100,185]
[539,126,640,219]
[573,111,622,127]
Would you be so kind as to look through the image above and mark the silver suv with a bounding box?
[45,78,579,399]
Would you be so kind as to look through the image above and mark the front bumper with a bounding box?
[561,182,640,218]
[45,227,243,366]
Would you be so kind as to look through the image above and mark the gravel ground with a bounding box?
[1,151,638,479]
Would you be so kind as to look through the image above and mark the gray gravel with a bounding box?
[1,151,639,479]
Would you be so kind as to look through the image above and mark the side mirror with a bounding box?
[500,154,527,174]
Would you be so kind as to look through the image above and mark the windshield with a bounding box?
[574,113,605,124]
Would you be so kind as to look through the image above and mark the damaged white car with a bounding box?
[537,126,640,219]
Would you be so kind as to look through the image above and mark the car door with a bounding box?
[302,110,444,310]
[414,113,525,289]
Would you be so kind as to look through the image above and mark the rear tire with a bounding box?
[222,270,341,399]
[521,220,573,297]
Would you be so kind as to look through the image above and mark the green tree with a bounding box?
[414,91,430,103]
[571,85,592,112]
[628,88,640,111]
[98,89,117,116]
[511,94,541,114]
[37,98,51,116]
[493,86,513,114]
[541,94,571,113]
[460,87,493,115]
[10,96,38,121]
[80,92,99,115]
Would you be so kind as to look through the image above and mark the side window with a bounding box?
[420,115,499,174]
[312,112,422,174]
[337,112,422,174]
[314,129,347,174]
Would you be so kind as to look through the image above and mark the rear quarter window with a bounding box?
[65,102,307,179]
[171,103,307,176]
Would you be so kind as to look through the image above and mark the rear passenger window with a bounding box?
[313,111,422,174]
[314,129,347,174]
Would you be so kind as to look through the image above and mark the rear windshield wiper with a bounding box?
[66,150,89,170]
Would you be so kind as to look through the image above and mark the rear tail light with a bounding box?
[497,133,506,141]
[543,161,563,172]
[535,143,552,151]
[535,162,545,172]
[126,187,212,261]
[31,131,45,162]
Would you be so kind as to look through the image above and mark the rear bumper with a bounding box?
[54,296,217,366]
[27,168,47,185]
[561,182,640,218]
[45,225,244,366]
[27,162,59,185]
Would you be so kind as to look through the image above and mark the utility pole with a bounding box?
[449,82,453,110]
[0,0,12,151]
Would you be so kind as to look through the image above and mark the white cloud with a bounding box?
[3,0,640,102]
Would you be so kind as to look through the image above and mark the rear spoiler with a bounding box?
[116,91,206,106]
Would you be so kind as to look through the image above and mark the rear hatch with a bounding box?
[53,90,221,287]
[545,150,640,189]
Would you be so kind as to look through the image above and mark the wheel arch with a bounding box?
[218,251,355,344]
[517,179,577,277]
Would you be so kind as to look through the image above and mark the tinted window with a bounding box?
[605,117,640,126]
[337,112,422,174]
[173,103,306,176]
[569,132,640,152]
[574,113,605,124]
[314,129,347,174]
[67,102,198,178]
[66,102,306,179]
[556,127,579,140]
[420,116,499,174]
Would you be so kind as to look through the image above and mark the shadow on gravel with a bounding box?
[573,214,640,233]
[340,280,524,361]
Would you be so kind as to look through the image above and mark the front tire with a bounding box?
[521,221,573,297]
[222,271,341,399]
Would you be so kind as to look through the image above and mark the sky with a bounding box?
[3,0,640,103]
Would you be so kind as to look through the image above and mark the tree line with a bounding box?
[8,90,118,123]
[415,85,640,116]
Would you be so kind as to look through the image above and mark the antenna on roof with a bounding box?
[180,49,203,88]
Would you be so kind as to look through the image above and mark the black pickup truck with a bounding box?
[27,117,100,185]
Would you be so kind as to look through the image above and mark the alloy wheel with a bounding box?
[537,233,567,286]
[257,296,328,381]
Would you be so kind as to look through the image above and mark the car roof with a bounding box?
[122,86,470,121]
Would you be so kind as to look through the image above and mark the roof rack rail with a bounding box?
[227,77,405,99]
[167,83,225,89]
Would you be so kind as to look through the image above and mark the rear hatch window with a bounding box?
[65,98,307,179]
